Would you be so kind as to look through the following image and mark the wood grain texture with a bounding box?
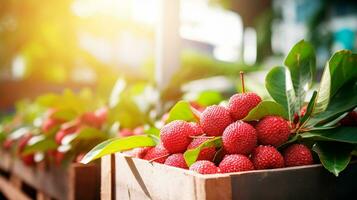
[69,163,100,200]
[110,153,357,200]
[0,176,31,200]
[101,155,115,200]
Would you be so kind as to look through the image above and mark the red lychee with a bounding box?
[340,111,357,126]
[219,154,254,173]
[222,121,257,155]
[55,122,79,144]
[189,160,219,174]
[189,122,204,137]
[124,147,152,159]
[256,116,291,147]
[164,153,188,169]
[251,145,284,169]
[41,118,64,133]
[228,92,261,120]
[118,128,134,137]
[160,120,193,153]
[187,137,216,161]
[284,144,313,167]
[200,105,233,136]
[143,144,169,163]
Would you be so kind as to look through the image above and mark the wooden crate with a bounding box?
[102,153,357,200]
[0,150,100,200]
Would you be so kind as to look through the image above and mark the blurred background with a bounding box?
[1,0,357,114]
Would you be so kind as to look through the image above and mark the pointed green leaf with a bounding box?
[265,66,297,121]
[284,40,316,110]
[301,126,357,144]
[307,81,357,127]
[23,136,58,155]
[196,91,223,106]
[243,101,288,121]
[184,137,222,166]
[299,91,317,127]
[81,135,156,164]
[312,142,353,176]
[167,101,197,123]
[314,51,357,114]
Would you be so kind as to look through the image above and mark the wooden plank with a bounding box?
[229,163,357,200]
[69,163,100,200]
[11,158,68,200]
[0,176,31,200]
[115,154,197,200]
[194,175,232,200]
[101,155,115,200]
[0,150,13,172]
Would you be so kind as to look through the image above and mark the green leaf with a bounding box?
[51,108,77,121]
[307,81,357,127]
[299,91,317,127]
[312,142,353,176]
[243,101,288,121]
[284,40,316,110]
[301,126,357,144]
[62,127,108,145]
[314,51,357,114]
[23,136,58,155]
[166,101,198,123]
[184,137,222,166]
[81,135,156,164]
[196,91,223,106]
[265,66,297,121]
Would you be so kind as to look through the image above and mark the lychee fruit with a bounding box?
[284,144,313,167]
[228,92,261,120]
[189,122,204,137]
[164,153,188,169]
[160,120,193,153]
[251,145,284,169]
[200,105,233,136]
[187,138,216,161]
[256,116,291,147]
[124,147,152,159]
[18,134,33,152]
[219,154,254,173]
[143,144,169,163]
[41,118,64,133]
[55,122,79,144]
[189,160,219,174]
[21,154,35,166]
[118,128,134,137]
[222,121,257,155]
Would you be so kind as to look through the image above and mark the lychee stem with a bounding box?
[240,71,245,93]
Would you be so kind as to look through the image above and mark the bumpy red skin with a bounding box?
[256,116,291,147]
[200,105,233,136]
[160,120,193,153]
[189,122,204,137]
[228,92,262,120]
[143,144,169,163]
[222,121,257,155]
[189,160,219,174]
[251,145,284,169]
[164,153,188,169]
[284,144,313,167]
[187,138,216,161]
[219,154,254,173]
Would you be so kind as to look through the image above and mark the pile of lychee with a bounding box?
[125,88,314,174]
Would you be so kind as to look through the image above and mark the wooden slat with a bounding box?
[0,176,31,200]
[115,154,197,200]
[11,158,68,200]
[101,154,115,200]
[0,150,13,172]
[69,163,100,200]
